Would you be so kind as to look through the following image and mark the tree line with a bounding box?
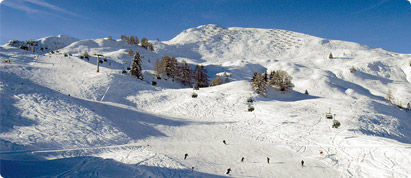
[120,35,154,51]
[154,56,209,88]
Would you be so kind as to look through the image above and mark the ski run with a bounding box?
[1,24,410,177]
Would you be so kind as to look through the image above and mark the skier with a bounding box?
[226,168,231,174]
[192,167,194,172]
[320,150,323,154]
[267,157,270,164]
[301,160,304,167]
[223,140,227,145]
[184,153,188,160]
[241,157,244,162]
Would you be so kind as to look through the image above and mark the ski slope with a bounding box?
[1,25,410,178]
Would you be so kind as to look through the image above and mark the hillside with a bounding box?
[1,25,410,178]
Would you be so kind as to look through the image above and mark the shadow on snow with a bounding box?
[1,156,227,178]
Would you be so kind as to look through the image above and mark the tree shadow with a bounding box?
[1,156,227,178]
[353,71,393,85]
[358,101,411,144]
[0,70,191,150]
[257,87,319,102]
[74,97,188,140]
[325,71,386,101]
[0,71,38,134]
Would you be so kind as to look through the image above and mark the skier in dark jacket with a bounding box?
[184,153,188,160]
[241,157,244,162]
[301,160,304,166]
[226,168,231,174]
[223,140,227,145]
[267,157,270,164]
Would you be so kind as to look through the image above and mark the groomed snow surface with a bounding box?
[1,25,410,177]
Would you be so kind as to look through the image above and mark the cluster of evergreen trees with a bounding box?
[210,72,230,86]
[252,70,294,96]
[120,35,154,51]
[155,56,208,87]
[140,38,154,51]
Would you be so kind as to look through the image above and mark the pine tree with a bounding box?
[329,52,333,59]
[179,60,192,86]
[141,38,149,49]
[210,79,216,86]
[84,51,89,59]
[194,65,201,87]
[148,43,154,51]
[269,70,294,91]
[200,65,209,87]
[129,36,135,45]
[121,35,127,41]
[386,89,394,103]
[160,56,169,77]
[169,57,179,78]
[128,49,134,56]
[350,66,356,73]
[161,56,171,77]
[252,72,267,97]
[216,75,223,85]
[130,51,143,80]
[194,65,209,87]
[263,71,268,82]
[252,72,258,82]
[154,59,162,77]
[223,72,230,83]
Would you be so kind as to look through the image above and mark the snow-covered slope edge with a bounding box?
[6,34,79,52]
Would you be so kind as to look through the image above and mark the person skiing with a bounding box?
[267,157,270,164]
[241,157,244,162]
[223,140,227,145]
[301,160,304,167]
[192,167,194,172]
[226,168,231,174]
[184,153,188,160]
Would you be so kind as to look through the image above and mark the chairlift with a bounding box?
[192,92,198,98]
[325,108,333,119]
[193,85,200,90]
[332,120,341,128]
[248,106,255,112]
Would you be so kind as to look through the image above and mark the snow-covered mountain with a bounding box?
[6,34,79,53]
[1,25,410,178]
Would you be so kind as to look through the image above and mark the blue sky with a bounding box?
[1,0,411,53]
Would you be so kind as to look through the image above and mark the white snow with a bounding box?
[1,25,410,177]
